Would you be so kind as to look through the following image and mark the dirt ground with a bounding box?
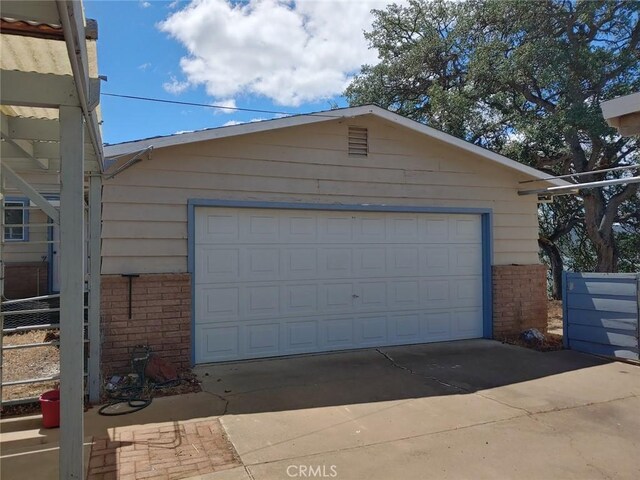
[548,299,563,335]
[2,330,60,403]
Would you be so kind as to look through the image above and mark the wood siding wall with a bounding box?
[3,171,59,264]
[102,115,541,274]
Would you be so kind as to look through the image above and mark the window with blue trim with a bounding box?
[4,199,28,241]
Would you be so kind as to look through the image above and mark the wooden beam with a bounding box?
[58,105,85,480]
[0,70,78,108]
[87,174,102,404]
[1,163,60,224]
[7,117,60,142]
[0,141,60,159]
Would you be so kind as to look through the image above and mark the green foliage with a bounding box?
[346,0,640,273]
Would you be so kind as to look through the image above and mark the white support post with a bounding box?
[58,105,85,480]
[87,173,101,404]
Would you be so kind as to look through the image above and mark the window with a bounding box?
[348,126,368,156]
[4,200,27,241]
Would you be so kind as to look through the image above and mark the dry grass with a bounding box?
[2,330,59,402]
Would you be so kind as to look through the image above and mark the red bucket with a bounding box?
[39,389,60,428]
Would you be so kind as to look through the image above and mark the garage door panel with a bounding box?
[282,284,318,314]
[284,248,318,278]
[322,318,355,348]
[196,212,239,244]
[195,246,240,284]
[194,207,484,363]
[454,308,484,337]
[355,315,388,345]
[387,247,420,276]
[389,313,421,341]
[323,282,355,310]
[318,248,353,277]
[390,280,420,308]
[354,247,387,276]
[451,245,483,274]
[421,246,450,275]
[195,285,240,323]
[241,213,280,242]
[281,214,318,241]
[449,216,482,243]
[424,217,449,242]
[424,311,452,338]
[354,216,386,242]
[285,320,318,352]
[356,281,388,309]
[318,215,354,242]
[197,324,240,362]
[245,323,280,356]
[452,278,483,307]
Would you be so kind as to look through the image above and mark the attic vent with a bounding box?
[348,126,368,156]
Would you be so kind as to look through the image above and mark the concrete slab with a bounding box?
[245,396,640,480]
[4,340,640,480]
[196,340,640,479]
[221,393,521,464]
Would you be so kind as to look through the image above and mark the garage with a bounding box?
[193,205,485,363]
[101,105,558,374]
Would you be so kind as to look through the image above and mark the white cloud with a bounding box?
[213,98,237,114]
[159,0,396,106]
[163,75,190,94]
[140,1,151,8]
[138,62,152,71]
[223,118,266,127]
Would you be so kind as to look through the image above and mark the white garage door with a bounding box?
[194,207,484,363]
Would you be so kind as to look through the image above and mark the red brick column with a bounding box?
[492,264,548,338]
[101,273,191,378]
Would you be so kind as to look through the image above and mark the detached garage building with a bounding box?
[101,105,559,374]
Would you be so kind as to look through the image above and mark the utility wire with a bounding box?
[101,92,344,118]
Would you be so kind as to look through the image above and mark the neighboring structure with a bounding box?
[1,1,104,478]
[601,92,640,136]
[103,106,566,373]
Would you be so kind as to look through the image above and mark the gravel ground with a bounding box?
[2,330,59,402]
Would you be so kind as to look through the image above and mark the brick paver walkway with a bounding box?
[87,419,241,480]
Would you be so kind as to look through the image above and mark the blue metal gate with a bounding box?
[563,272,639,360]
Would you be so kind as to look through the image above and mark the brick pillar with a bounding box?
[101,273,192,378]
[492,264,548,338]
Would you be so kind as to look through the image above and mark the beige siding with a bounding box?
[102,115,541,274]
[3,171,59,264]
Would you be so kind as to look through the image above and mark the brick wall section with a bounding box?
[492,264,548,338]
[4,263,49,299]
[101,273,191,378]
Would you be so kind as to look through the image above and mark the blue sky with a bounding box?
[85,1,390,145]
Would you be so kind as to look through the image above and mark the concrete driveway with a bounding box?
[195,339,640,480]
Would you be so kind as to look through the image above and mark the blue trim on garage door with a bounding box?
[187,199,494,365]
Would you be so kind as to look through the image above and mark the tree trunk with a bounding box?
[538,237,563,300]
[582,192,617,272]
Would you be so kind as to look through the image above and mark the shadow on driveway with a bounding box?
[195,339,613,414]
